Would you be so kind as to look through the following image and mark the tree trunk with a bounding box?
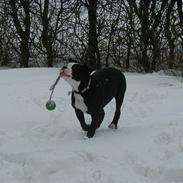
[47,47,53,67]
[165,0,176,69]
[87,0,100,69]
[20,39,29,67]
[41,0,53,67]
[151,34,161,71]
[177,0,183,32]
[9,0,30,68]
[126,41,131,70]
[129,0,151,72]
[141,46,150,72]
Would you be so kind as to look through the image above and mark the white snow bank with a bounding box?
[0,68,183,183]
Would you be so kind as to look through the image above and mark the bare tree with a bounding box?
[0,0,11,66]
[83,0,100,69]
[9,0,31,67]
[148,0,168,71]
[0,0,181,71]
[177,0,183,32]
[41,0,54,67]
[34,0,74,67]
[103,1,121,67]
[164,0,176,69]
[127,0,170,72]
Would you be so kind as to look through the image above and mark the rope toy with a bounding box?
[46,73,61,111]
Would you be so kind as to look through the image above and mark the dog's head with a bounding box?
[61,62,93,91]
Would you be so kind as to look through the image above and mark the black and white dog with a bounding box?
[60,62,126,138]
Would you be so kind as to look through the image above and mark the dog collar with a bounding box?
[74,78,91,94]
[73,71,95,94]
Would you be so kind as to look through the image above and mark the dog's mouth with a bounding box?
[60,70,71,78]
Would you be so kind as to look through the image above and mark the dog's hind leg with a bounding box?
[75,109,90,131]
[109,86,125,129]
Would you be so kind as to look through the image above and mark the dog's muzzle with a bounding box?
[60,67,71,77]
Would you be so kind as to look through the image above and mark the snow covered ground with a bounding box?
[0,68,183,183]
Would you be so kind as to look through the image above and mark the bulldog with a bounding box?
[61,62,126,138]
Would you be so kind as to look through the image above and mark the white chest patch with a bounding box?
[74,93,88,113]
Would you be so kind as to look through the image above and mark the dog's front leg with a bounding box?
[75,109,90,131]
[87,114,99,138]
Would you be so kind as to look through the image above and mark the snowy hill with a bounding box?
[0,68,183,183]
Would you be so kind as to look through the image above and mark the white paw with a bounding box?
[83,136,89,140]
[108,123,117,129]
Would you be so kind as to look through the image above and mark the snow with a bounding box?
[0,68,183,183]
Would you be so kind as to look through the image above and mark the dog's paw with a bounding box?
[86,130,95,138]
[108,123,117,129]
[83,136,92,140]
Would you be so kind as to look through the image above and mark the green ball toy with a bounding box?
[46,73,61,111]
[46,100,56,111]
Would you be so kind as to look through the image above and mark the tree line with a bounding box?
[0,0,183,72]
